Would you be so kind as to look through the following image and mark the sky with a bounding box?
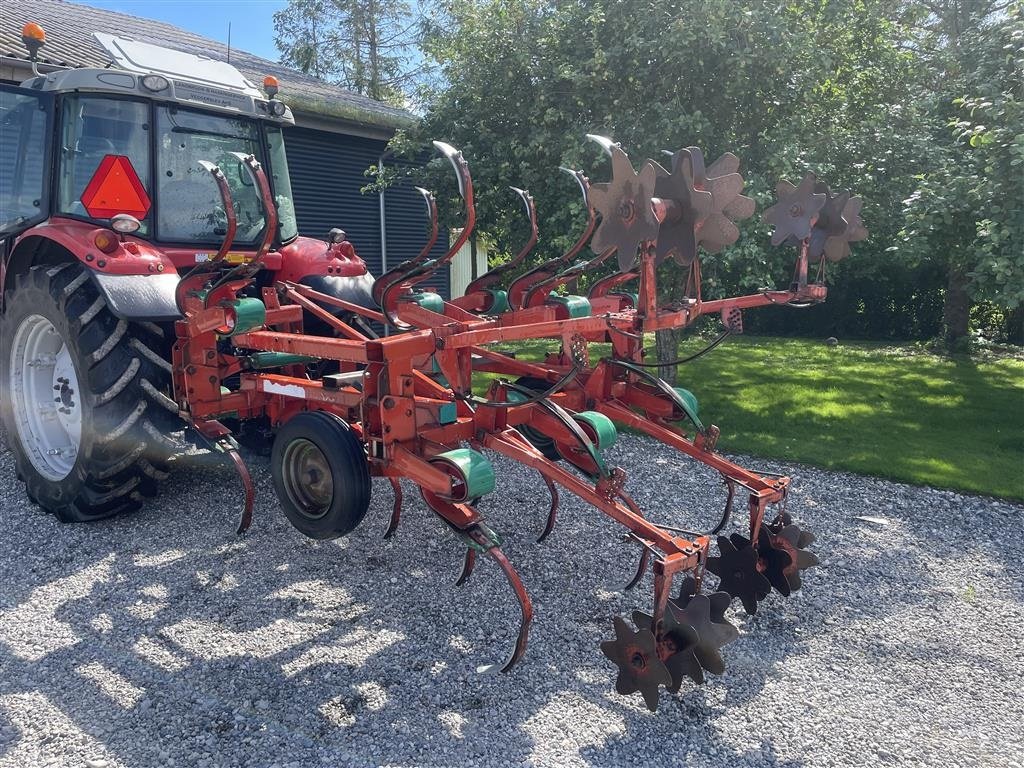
[77,0,288,62]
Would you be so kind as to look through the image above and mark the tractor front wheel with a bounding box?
[0,264,180,522]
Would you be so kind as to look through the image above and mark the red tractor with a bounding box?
[1,22,867,711]
[1,25,375,521]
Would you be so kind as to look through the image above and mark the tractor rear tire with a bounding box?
[270,410,371,539]
[0,264,180,522]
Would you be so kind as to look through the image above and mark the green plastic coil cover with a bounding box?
[247,352,319,369]
[411,292,445,313]
[432,447,496,500]
[673,387,700,418]
[573,410,618,450]
[484,289,511,314]
[228,297,266,336]
[547,293,592,318]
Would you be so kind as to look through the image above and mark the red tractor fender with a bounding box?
[3,223,378,320]
[275,235,378,313]
[5,218,181,320]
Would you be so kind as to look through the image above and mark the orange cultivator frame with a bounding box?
[173,138,864,710]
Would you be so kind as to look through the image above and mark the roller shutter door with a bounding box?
[283,127,385,276]
[283,126,450,298]
[384,176,450,298]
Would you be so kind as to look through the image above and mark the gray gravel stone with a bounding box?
[0,429,1021,768]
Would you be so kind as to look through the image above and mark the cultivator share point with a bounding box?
[1,23,869,712]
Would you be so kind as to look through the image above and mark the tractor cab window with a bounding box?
[266,126,298,242]
[155,106,298,245]
[0,85,51,235]
[156,107,262,243]
[57,96,151,232]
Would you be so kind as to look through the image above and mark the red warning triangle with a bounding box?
[81,154,151,220]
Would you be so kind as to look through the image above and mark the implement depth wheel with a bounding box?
[271,411,371,539]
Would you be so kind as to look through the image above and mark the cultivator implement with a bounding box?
[169,136,866,711]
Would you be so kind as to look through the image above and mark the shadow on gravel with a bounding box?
[0,433,1021,767]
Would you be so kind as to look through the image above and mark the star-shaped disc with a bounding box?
[763,173,827,246]
[589,147,660,271]
[654,147,755,264]
[760,521,819,592]
[631,608,703,690]
[706,534,772,615]
[808,183,851,259]
[823,196,867,261]
[600,616,672,711]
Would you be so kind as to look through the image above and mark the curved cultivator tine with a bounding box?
[384,477,403,539]
[455,548,477,587]
[536,473,560,543]
[623,548,651,591]
[476,546,534,674]
[228,446,255,535]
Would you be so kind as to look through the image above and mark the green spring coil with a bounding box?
[431,448,496,500]
[484,289,511,314]
[547,293,592,318]
[227,297,266,336]
[573,411,617,450]
[411,292,444,313]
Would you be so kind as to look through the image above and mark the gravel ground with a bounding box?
[0,429,1021,768]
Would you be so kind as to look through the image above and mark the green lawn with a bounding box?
[475,336,1024,500]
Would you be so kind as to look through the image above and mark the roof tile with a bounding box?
[0,0,413,129]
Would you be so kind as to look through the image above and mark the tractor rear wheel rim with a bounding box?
[281,438,334,519]
[9,314,81,481]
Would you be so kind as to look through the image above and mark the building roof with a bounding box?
[0,0,414,132]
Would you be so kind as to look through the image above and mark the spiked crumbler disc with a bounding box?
[631,607,702,691]
[589,146,660,271]
[754,523,796,596]
[763,513,819,592]
[600,616,672,711]
[823,196,867,262]
[651,149,713,266]
[668,594,739,681]
[667,577,739,683]
[671,576,733,625]
[763,173,827,246]
[807,183,850,260]
[693,149,756,253]
[706,534,772,615]
[654,147,755,265]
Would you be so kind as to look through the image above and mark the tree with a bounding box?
[379,0,923,364]
[895,2,1024,345]
[274,0,421,105]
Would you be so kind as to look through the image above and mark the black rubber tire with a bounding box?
[270,410,371,539]
[0,264,180,522]
[513,376,562,461]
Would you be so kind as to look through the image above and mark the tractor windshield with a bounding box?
[56,95,297,245]
[155,106,297,244]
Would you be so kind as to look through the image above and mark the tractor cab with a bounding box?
[2,30,296,253]
[1,24,373,321]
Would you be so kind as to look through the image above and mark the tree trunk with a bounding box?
[367,0,380,101]
[942,265,971,346]
[1006,305,1024,346]
[655,328,678,385]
